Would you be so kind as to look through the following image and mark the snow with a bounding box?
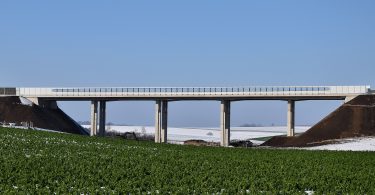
[82,125,310,144]
[306,137,375,151]
[82,125,375,151]
[5,123,375,151]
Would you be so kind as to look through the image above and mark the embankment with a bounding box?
[263,95,375,147]
[0,96,88,135]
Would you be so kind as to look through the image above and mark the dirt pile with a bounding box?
[184,140,220,147]
[262,95,375,147]
[0,96,88,135]
[230,139,253,148]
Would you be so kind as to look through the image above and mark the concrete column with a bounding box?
[99,101,106,136]
[287,100,295,137]
[90,100,98,136]
[155,100,168,143]
[220,100,231,147]
[155,100,161,143]
[161,100,168,143]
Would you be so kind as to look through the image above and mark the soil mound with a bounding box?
[184,140,220,147]
[262,95,375,147]
[0,96,88,135]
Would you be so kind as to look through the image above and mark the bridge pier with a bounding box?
[90,100,98,136]
[287,100,295,137]
[99,101,106,136]
[155,100,168,143]
[220,100,231,147]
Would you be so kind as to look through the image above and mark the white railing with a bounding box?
[9,86,370,98]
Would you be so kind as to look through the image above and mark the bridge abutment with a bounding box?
[344,95,358,103]
[287,100,295,137]
[220,100,231,147]
[155,100,168,143]
[26,97,58,109]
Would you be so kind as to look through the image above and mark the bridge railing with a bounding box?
[13,86,371,97]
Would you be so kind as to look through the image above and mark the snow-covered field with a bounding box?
[83,125,375,151]
[83,125,310,144]
[4,124,375,151]
[306,137,375,151]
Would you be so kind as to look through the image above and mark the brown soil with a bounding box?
[184,140,220,147]
[0,96,88,135]
[262,95,375,147]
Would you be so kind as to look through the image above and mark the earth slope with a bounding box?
[0,96,88,135]
[263,95,375,147]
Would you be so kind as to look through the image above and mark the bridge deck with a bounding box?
[0,86,369,101]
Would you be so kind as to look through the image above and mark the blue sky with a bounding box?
[1,1,374,127]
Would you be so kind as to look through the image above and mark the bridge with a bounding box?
[0,85,372,146]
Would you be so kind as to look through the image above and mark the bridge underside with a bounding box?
[27,96,343,147]
[35,96,348,102]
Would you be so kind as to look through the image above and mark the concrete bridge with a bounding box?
[0,86,371,146]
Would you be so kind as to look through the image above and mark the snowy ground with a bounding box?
[4,124,375,151]
[306,137,375,151]
[83,125,309,145]
[83,125,375,151]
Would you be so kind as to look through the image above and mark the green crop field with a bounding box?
[0,127,374,194]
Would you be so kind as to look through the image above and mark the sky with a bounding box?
[0,1,374,127]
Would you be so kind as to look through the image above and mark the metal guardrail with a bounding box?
[51,86,331,93]
[6,86,370,97]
